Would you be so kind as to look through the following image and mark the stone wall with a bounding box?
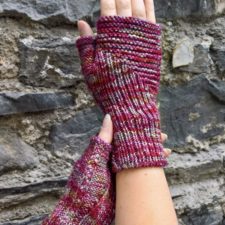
[0,0,225,224]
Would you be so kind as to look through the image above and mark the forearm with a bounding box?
[115,167,178,225]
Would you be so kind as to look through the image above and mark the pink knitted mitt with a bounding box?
[42,136,115,225]
[76,16,168,172]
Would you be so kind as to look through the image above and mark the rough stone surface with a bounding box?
[0,0,224,28]
[179,44,213,74]
[0,0,98,25]
[160,75,225,152]
[0,0,225,224]
[210,45,225,77]
[0,0,225,26]
[173,37,194,68]
[19,37,82,88]
[0,92,74,116]
[0,129,39,174]
[0,26,19,79]
[49,106,103,155]
[166,144,225,184]
[154,0,225,19]
[181,205,224,225]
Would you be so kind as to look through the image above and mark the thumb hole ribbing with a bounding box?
[76,36,96,75]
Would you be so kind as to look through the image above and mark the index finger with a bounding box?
[144,0,156,23]
[101,0,117,16]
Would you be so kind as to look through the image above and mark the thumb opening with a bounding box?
[76,21,96,74]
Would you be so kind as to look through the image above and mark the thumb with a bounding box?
[77,20,94,36]
[98,114,113,144]
[76,20,95,75]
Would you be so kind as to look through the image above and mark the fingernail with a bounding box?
[165,134,168,139]
[102,114,111,127]
[105,114,111,120]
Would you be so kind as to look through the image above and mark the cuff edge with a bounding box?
[112,158,168,173]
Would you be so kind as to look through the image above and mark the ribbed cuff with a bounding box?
[111,115,168,173]
[76,35,96,48]
[112,145,168,173]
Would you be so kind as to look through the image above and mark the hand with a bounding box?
[77,0,156,36]
[76,0,165,172]
[99,114,172,158]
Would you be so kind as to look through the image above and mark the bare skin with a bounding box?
[98,117,177,225]
[79,1,179,224]
[98,116,174,224]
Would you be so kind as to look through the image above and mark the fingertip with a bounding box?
[77,20,94,36]
[161,133,168,142]
[98,114,113,144]
[164,148,172,157]
[103,114,112,127]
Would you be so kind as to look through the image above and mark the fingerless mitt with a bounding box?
[42,136,115,225]
[76,16,168,172]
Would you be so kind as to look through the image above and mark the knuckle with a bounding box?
[102,0,115,11]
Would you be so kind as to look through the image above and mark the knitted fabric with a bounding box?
[76,16,168,172]
[42,136,115,225]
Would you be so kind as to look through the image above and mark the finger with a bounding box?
[161,133,168,142]
[98,114,113,144]
[144,0,156,23]
[77,20,94,36]
[116,0,132,17]
[131,0,146,19]
[101,0,117,16]
[163,148,172,157]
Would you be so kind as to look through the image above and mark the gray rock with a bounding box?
[210,45,225,76]
[0,0,98,25]
[0,177,67,208]
[154,0,225,19]
[181,205,224,225]
[159,75,225,151]
[19,37,82,88]
[0,129,39,174]
[178,44,213,74]
[166,144,225,184]
[49,106,103,155]
[172,37,194,68]
[0,215,47,225]
[0,0,225,26]
[207,78,225,103]
[170,177,225,212]
[0,92,74,116]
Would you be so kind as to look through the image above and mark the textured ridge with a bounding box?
[42,135,115,225]
[76,15,168,172]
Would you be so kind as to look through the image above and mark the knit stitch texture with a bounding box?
[76,16,168,172]
[42,136,115,225]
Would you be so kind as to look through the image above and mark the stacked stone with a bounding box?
[0,0,225,225]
